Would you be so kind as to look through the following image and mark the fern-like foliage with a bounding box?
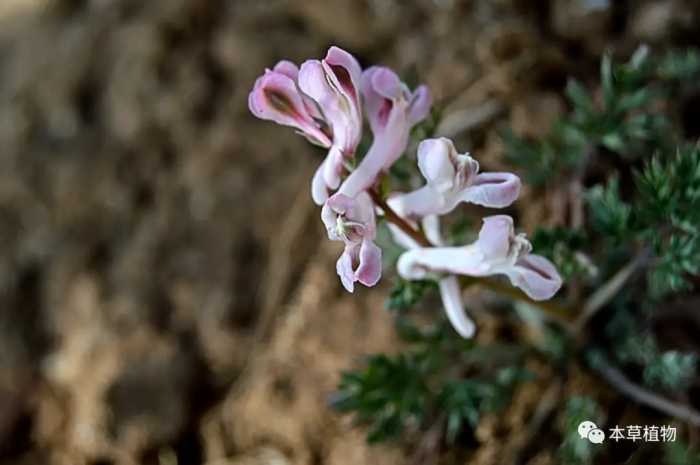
[332,317,528,443]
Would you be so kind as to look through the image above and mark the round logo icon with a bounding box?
[588,428,605,444]
[578,420,605,444]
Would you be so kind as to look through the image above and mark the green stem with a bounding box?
[368,188,431,247]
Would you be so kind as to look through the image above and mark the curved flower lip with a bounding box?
[439,276,475,338]
[390,138,521,218]
[512,254,563,301]
[324,46,363,111]
[356,240,382,286]
[371,67,402,100]
[407,85,432,125]
[475,216,561,300]
[298,47,363,154]
[462,172,521,208]
[248,63,331,148]
[397,215,563,302]
[272,60,300,80]
[362,66,398,133]
[337,239,382,293]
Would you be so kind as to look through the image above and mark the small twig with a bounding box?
[573,249,651,332]
[411,415,444,465]
[508,381,563,465]
[435,99,504,138]
[569,177,585,230]
[596,361,700,427]
[259,185,319,338]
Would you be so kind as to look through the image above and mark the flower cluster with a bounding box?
[249,46,562,338]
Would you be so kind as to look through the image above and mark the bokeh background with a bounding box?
[1,1,699,464]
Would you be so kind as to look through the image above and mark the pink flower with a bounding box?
[397,215,562,301]
[248,60,331,148]
[321,192,382,292]
[362,66,432,139]
[338,66,432,198]
[300,47,364,203]
[389,138,521,219]
[249,47,364,205]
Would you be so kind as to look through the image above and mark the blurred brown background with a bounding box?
[0,1,698,464]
